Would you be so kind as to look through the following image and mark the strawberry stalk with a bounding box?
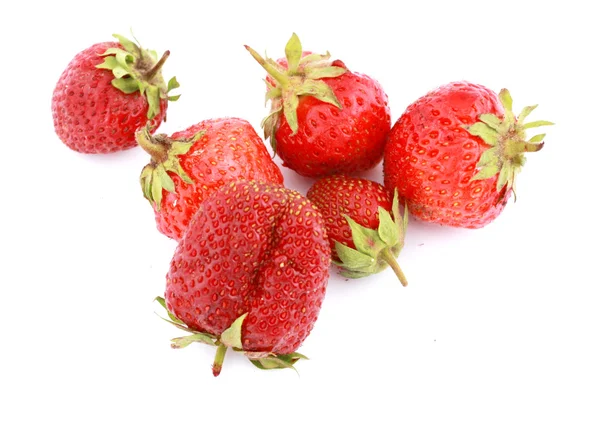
[381,248,408,287]
[155,299,306,376]
[212,344,228,377]
[144,50,171,82]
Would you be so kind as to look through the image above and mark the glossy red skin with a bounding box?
[307,175,392,259]
[52,42,166,154]
[274,61,391,177]
[165,180,331,354]
[383,81,508,228]
[155,118,284,241]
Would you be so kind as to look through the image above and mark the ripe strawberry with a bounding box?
[137,117,284,241]
[52,34,179,154]
[245,33,391,177]
[156,180,331,376]
[384,81,553,228]
[307,175,408,286]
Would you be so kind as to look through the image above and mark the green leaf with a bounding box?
[300,52,331,64]
[112,33,138,54]
[168,95,181,102]
[145,85,161,119]
[518,104,538,123]
[167,76,180,93]
[151,168,164,208]
[476,146,499,168]
[155,166,175,193]
[297,79,341,109]
[306,66,346,80]
[220,313,247,350]
[498,88,514,113]
[528,133,546,143]
[249,352,304,371]
[497,163,511,191]
[344,215,386,257]
[472,163,501,181]
[479,113,502,130]
[285,33,302,72]
[282,90,299,134]
[467,122,499,146]
[522,120,554,130]
[391,189,401,228]
[377,207,399,247]
[154,296,183,323]
[335,241,375,269]
[171,333,217,349]
[111,77,139,94]
[170,137,198,156]
[95,56,118,71]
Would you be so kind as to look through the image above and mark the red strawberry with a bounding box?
[307,175,408,286]
[137,118,284,241]
[245,33,391,177]
[384,81,552,228]
[156,180,331,376]
[52,34,179,154]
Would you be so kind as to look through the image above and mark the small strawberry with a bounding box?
[137,118,284,241]
[245,33,391,178]
[384,81,553,228]
[52,34,180,154]
[307,175,408,286]
[156,180,331,376]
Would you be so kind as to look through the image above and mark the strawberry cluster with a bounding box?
[52,33,552,376]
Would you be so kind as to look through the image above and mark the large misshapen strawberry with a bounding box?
[246,33,391,177]
[52,33,180,154]
[384,81,553,228]
[307,175,408,286]
[156,180,331,376]
[137,118,284,241]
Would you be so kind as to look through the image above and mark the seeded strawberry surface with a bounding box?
[52,42,167,154]
[274,65,391,177]
[165,180,330,354]
[307,175,392,259]
[145,118,284,241]
[384,81,507,228]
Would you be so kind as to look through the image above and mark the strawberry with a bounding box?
[52,34,179,154]
[245,33,391,178]
[383,81,552,228]
[137,117,284,241]
[307,175,408,286]
[156,180,331,376]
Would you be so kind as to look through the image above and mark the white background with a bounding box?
[2,0,599,438]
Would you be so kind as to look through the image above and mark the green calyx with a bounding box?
[96,33,180,120]
[155,297,307,377]
[136,125,202,211]
[334,190,409,287]
[467,89,554,197]
[245,33,347,152]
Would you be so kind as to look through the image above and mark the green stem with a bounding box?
[381,248,408,287]
[135,125,168,163]
[244,45,289,86]
[145,50,170,81]
[212,344,228,377]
